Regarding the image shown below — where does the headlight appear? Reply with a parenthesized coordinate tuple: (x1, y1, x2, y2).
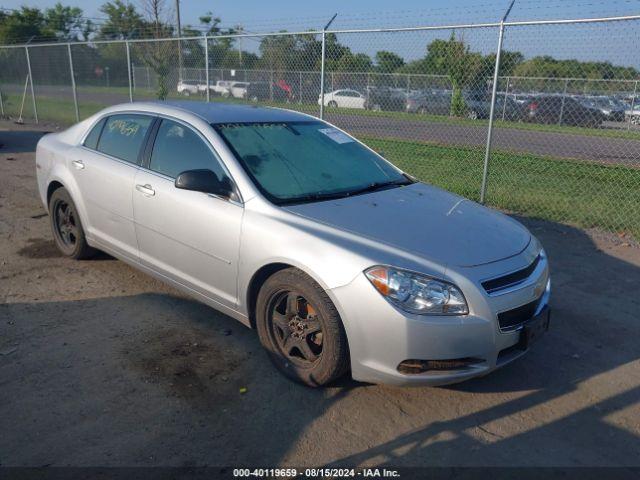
(365, 266, 468, 315)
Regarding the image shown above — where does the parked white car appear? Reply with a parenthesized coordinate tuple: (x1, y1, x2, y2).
(176, 80, 201, 96)
(228, 82, 249, 99)
(625, 107, 640, 125)
(210, 80, 234, 96)
(319, 89, 366, 109)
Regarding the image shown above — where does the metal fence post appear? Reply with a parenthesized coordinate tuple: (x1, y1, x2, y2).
(480, 0, 515, 205)
(558, 78, 569, 125)
(299, 71, 303, 104)
(627, 80, 638, 131)
(125, 41, 133, 102)
(501, 76, 510, 121)
(204, 37, 210, 102)
(270, 70, 274, 101)
(320, 32, 327, 119)
(24, 46, 38, 123)
(319, 14, 337, 120)
(67, 44, 79, 122)
(0, 88, 4, 116)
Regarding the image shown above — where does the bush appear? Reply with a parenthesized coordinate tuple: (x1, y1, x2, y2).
(450, 87, 467, 117)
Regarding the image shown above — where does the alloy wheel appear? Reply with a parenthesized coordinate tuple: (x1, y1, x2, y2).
(268, 290, 323, 367)
(54, 200, 78, 248)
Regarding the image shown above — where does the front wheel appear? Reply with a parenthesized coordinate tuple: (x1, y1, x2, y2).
(255, 268, 350, 387)
(49, 187, 96, 259)
(327, 100, 338, 108)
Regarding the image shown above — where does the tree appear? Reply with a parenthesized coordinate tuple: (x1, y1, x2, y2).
(0, 7, 52, 44)
(375, 51, 404, 73)
(98, 0, 145, 40)
(0, 4, 95, 44)
(259, 32, 298, 71)
(334, 52, 372, 72)
(135, 0, 174, 99)
(423, 33, 486, 116)
(44, 3, 92, 41)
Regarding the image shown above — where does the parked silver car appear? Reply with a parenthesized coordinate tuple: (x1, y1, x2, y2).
(36, 101, 550, 387)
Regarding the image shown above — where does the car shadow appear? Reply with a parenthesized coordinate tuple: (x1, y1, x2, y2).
(0, 129, 49, 154)
(1, 219, 639, 467)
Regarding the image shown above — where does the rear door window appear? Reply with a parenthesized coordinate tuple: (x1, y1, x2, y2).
(97, 114, 153, 164)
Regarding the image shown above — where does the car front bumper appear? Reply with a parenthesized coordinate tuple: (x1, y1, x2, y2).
(328, 254, 550, 386)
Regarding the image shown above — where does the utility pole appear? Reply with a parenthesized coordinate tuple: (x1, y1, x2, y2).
(175, 0, 183, 81)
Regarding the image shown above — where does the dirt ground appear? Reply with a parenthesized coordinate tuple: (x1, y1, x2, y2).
(0, 120, 639, 468)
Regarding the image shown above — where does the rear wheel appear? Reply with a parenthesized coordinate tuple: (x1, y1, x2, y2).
(49, 187, 96, 259)
(255, 268, 349, 387)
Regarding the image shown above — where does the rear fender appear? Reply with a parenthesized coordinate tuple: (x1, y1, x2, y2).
(46, 164, 91, 239)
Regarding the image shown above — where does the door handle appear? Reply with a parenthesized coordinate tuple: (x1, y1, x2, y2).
(135, 184, 155, 196)
(72, 160, 84, 170)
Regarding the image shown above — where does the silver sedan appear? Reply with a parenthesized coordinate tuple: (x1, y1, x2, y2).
(36, 101, 550, 387)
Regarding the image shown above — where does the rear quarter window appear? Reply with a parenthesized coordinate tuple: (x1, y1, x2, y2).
(83, 118, 105, 150)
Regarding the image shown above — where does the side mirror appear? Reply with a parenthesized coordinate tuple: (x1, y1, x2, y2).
(175, 169, 233, 199)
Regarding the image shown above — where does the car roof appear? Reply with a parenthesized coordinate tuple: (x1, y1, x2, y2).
(120, 100, 315, 124)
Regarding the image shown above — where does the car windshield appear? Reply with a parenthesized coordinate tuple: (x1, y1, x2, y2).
(213, 121, 410, 205)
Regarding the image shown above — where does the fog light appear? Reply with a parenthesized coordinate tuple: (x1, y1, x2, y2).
(397, 358, 484, 374)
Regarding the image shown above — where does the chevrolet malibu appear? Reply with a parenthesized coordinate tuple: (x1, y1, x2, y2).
(35, 101, 550, 387)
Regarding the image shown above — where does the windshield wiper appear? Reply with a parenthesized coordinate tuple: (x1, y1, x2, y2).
(283, 178, 413, 205)
(345, 178, 413, 197)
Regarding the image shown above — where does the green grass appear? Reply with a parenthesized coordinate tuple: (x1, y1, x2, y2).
(1, 93, 108, 124)
(360, 135, 640, 239)
(2, 92, 638, 239)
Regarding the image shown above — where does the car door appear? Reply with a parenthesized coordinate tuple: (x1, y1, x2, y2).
(343, 90, 364, 109)
(71, 113, 153, 261)
(132, 117, 243, 308)
(351, 91, 366, 109)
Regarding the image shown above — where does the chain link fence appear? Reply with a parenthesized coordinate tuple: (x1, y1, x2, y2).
(0, 14, 639, 240)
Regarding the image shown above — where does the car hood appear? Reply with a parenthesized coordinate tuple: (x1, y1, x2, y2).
(283, 183, 531, 268)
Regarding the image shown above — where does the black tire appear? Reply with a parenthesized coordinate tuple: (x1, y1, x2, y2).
(328, 100, 338, 108)
(49, 187, 96, 260)
(255, 268, 350, 387)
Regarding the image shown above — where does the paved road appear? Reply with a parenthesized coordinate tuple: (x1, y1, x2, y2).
(325, 112, 640, 165)
(1, 123, 640, 469)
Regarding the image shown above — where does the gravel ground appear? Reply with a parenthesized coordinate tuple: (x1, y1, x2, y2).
(0, 120, 639, 468)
